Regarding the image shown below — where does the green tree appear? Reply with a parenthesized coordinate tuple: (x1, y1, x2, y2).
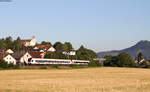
(41, 41, 52, 46)
(45, 52, 68, 59)
(104, 53, 136, 67)
(137, 52, 143, 62)
(5, 36, 13, 49)
(0, 60, 8, 69)
(117, 53, 135, 67)
(104, 55, 113, 66)
(0, 40, 6, 48)
(76, 45, 96, 60)
(53, 42, 64, 51)
(13, 37, 22, 51)
(63, 42, 74, 50)
(88, 60, 101, 67)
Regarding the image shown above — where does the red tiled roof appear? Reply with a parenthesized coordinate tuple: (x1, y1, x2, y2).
(28, 51, 45, 58)
(21, 39, 31, 42)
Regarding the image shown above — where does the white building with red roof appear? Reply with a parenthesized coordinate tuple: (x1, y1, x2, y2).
(34, 45, 56, 52)
(21, 36, 36, 47)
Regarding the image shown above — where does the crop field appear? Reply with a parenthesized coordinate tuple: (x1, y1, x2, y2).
(0, 67, 150, 92)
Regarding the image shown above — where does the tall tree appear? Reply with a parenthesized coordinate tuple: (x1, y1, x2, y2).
(63, 42, 74, 50)
(137, 52, 143, 62)
(13, 37, 22, 51)
(0, 40, 6, 48)
(76, 45, 96, 60)
(53, 42, 64, 51)
(117, 53, 135, 67)
(5, 36, 13, 42)
(5, 36, 13, 49)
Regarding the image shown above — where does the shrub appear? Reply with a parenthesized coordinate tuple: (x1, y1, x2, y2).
(0, 60, 18, 69)
(0, 60, 8, 69)
(52, 65, 59, 68)
(88, 60, 101, 67)
(40, 66, 48, 69)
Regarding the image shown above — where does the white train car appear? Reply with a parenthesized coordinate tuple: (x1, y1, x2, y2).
(29, 58, 90, 65)
(72, 60, 90, 65)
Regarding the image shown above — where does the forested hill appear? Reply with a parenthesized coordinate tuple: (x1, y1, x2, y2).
(97, 40, 150, 59)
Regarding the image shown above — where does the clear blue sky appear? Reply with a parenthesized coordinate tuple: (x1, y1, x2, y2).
(0, 0, 150, 52)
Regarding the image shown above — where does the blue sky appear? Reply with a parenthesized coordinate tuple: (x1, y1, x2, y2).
(0, 0, 150, 52)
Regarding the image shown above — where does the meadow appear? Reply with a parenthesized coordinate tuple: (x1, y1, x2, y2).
(0, 67, 150, 92)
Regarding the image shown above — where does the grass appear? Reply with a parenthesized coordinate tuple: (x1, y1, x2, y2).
(0, 67, 150, 92)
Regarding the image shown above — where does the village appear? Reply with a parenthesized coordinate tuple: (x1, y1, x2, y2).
(0, 36, 149, 68)
(0, 36, 92, 66)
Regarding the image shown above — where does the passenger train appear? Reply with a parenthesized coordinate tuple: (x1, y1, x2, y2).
(29, 58, 90, 65)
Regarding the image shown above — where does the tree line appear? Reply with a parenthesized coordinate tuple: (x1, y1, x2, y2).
(104, 53, 136, 67)
(104, 52, 150, 68)
(0, 36, 22, 51)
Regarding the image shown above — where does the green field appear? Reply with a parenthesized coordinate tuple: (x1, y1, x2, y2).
(0, 67, 150, 92)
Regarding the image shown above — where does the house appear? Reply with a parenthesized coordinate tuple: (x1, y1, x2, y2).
(0, 49, 16, 65)
(21, 36, 36, 47)
(0, 53, 17, 65)
(62, 50, 76, 56)
(135, 59, 147, 65)
(135, 59, 150, 68)
(12, 50, 46, 65)
(3, 54, 17, 65)
(34, 45, 56, 52)
(12, 50, 32, 65)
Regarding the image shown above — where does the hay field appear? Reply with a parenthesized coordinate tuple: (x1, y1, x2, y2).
(0, 67, 150, 92)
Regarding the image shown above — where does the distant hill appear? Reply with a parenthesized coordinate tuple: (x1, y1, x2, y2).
(97, 40, 150, 59)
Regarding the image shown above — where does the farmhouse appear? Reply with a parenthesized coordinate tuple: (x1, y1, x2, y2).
(12, 51, 32, 65)
(3, 54, 17, 65)
(0, 52, 17, 65)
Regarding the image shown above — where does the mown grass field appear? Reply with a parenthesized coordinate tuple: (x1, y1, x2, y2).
(0, 67, 150, 92)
